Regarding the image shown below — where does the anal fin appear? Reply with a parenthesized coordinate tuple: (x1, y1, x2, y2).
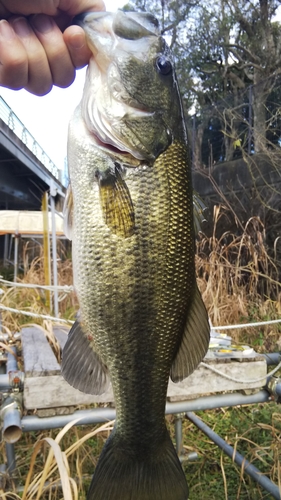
(171, 285, 210, 382)
(61, 320, 109, 395)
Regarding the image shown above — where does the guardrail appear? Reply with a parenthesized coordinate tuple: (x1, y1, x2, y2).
(0, 96, 60, 181)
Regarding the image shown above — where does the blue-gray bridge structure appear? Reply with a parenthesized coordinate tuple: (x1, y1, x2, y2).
(0, 96, 65, 211)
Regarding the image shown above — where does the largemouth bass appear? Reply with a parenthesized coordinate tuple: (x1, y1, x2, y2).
(62, 10, 210, 500)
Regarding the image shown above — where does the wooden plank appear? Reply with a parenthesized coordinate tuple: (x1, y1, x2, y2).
(21, 326, 61, 376)
(24, 375, 114, 410)
(22, 325, 114, 410)
(167, 359, 266, 402)
(53, 326, 68, 349)
(21, 326, 267, 410)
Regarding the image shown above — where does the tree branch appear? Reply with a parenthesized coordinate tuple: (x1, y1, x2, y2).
(227, 43, 262, 65)
(227, 71, 246, 88)
(226, 0, 256, 39)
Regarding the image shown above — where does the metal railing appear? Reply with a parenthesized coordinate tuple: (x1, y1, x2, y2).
(0, 96, 60, 181)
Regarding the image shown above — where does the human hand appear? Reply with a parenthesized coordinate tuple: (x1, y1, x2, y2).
(0, 0, 105, 95)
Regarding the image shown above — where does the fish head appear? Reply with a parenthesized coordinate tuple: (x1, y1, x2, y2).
(74, 10, 186, 162)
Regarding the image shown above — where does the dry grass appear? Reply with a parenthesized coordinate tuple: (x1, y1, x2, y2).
(0, 253, 77, 333)
(0, 420, 113, 500)
(20, 420, 114, 500)
(196, 205, 281, 349)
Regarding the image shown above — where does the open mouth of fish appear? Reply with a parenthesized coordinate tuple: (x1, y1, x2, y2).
(87, 93, 154, 163)
(92, 130, 129, 156)
(75, 11, 157, 164)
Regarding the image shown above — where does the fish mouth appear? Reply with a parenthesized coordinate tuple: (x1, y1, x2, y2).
(83, 84, 153, 163)
(76, 10, 160, 163)
(90, 128, 142, 166)
(81, 58, 155, 163)
(93, 132, 131, 156)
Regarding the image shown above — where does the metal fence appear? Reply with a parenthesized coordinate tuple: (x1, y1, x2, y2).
(0, 96, 60, 181)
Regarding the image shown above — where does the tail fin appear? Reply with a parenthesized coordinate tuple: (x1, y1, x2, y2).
(87, 429, 189, 500)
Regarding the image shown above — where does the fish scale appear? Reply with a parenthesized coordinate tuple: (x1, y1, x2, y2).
(62, 10, 210, 500)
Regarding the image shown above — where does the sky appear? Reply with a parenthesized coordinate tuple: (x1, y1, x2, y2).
(0, 0, 126, 172)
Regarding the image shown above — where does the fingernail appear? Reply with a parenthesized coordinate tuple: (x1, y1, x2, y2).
(0, 20, 16, 40)
(32, 14, 54, 34)
(11, 17, 32, 38)
(69, 32, 85, 50)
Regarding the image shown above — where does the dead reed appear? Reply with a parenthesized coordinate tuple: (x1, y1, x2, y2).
(197, 205, 281, 349)
(0, 252, 77, 333)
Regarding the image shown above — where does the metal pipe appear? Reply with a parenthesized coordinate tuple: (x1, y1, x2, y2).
(1, 346, 23, 443)
(21, 390, 270, 432)
(263, 353, 281, 365)
(275, 384, 281, 397)
(6, 346, 17, 373)
(22, 407, 116, 432)
(166, 390, 270, 414)
(5, 345, 24, 389)
(181, 452, 198, 463)
(0, 464, 7, 490)
(5, 443, 16, 474)
(0, 373, 24, 390)
(175, 415, 183, 456)
(50, 181, 59, 317)
(266, 377, 281, 403)
(8, 234, 13, 261)
(0, 375, 13, 390)
(187, 412, 281, 500)
(13, 233, 19, 283)
(2, 399, 22, 443)
(42, 192, 51, 310)
(3, 233, 8, 268)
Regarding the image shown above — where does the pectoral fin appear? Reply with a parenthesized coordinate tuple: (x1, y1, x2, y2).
(63, 184, 74, 240)
(61, 320, 109, 395)
(171, 285, 210, 382)
(97, 163, 135, 238)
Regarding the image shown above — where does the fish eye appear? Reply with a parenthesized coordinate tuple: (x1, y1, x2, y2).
(155, 56, 172, 75)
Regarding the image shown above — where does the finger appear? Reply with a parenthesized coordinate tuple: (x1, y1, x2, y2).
(0, 0, 105, 18)
(10, 16, 53, 95)
(54, 0, 106, 32)
(30, 14, 75, 89)
(0, 19, 28, 90)
(63, 25, 92, 69)
(0, 0, 60, 17)
(58, 0, 106, 17)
